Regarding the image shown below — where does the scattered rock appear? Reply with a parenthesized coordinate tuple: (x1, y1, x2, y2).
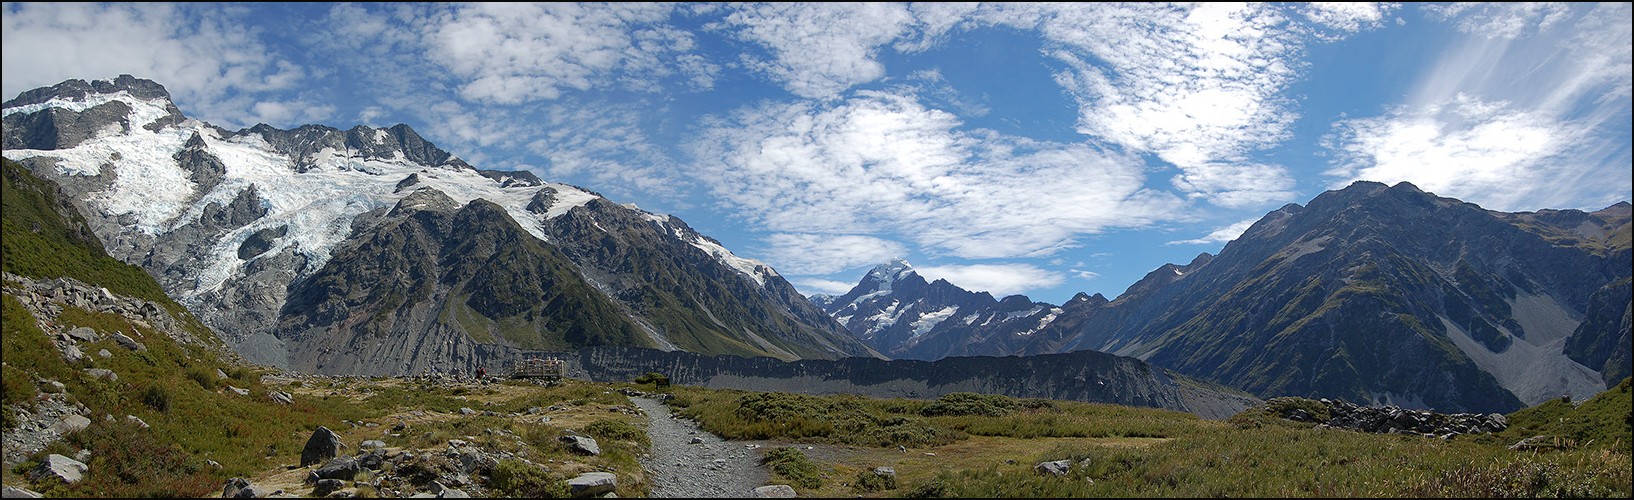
(311, 478, 345, 496)
(360, 439, 386, 450)
(567, 472, 617, 497)
(126, 415, 150, 429)
(1034, 459, 1072, 476)
(28, 454, 88, 484)
(222, 477, 260, 498)
(96, 349, 112, 359)
(217, 368, 231, 380)
(1508, 435, 1568, 451)
(84, 368, 117, 381)
(65, 327, 99, 343)
(689, 436, 704, 444)
(269, 391, 294, 405)
(227, 385, 250, 396)
(313, 456, 361, 481)
(753, 485, 797, 498)
(459, 407, 477, 416)
(302, 426, 344, 467)
(61, 345, 85, 364)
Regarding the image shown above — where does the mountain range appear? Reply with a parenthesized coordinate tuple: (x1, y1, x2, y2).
(1, 75, 879, 376)
(817, 183, 1632, 413)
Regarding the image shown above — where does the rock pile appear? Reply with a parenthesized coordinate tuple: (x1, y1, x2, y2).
(1267, 397, 1508, 438)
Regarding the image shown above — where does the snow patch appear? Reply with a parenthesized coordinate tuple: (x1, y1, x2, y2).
(910, 306, 958, 339)
(1015, 308, 1062, 336)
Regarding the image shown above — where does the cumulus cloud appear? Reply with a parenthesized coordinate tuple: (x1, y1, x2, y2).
(523, 101, 691, 202)
(1421, 2, 1573, 39)
(917, 263, 1065, 297)
(761, 234, 908, 276)
(1168, 218, 1261, 246)
(688, 90, 1183, 273)
(426, 3, 708, 104)
(715, 2, 916, 99)
(1, 3, 304, 128)
(1297, 2, 1400, 35)
(793, 278, 864, 297)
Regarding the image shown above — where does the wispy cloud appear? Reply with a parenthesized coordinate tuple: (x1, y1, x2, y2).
(1168, 218, 1260, 246)
(1004, 3, 1310, 208)
(761, 234, 907, 276)
(1328, 3, 1632, 211)
(688, 89, 1183, 271)
(715, 3, 916, 99)
(1, 2, 305, 129)
(523, 101, 691, 203)
(1296, 2, 1401, 36)
(917, 263, 1065, 298)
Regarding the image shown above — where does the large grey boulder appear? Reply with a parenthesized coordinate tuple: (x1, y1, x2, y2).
(1034, 459, 1072, 476)
(566, 472, 617, 497)
(222, 477, 260, 498)
(50, 414, 92, 434)
(2, 485, 45, 498)
(110, 332, 146, 351)
(28, 454, 88, 484)
(301, 426, 344, 467)
(313, 455, 361, 481)
(561, 435, 601, 456)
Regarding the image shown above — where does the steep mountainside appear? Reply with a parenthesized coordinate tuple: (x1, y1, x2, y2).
(1, 76, 875, 374)
(825, 183, 1632, 413)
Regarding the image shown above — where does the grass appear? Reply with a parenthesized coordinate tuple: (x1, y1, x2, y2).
(662, 383, 1632, 498)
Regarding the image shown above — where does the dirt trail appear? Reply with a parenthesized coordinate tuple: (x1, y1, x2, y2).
(631, 396, 769, 498)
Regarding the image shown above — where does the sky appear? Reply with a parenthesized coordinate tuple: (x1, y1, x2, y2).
(3, 2, 1631, 305)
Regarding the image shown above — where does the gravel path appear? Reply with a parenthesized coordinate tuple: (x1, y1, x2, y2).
(632, 396, 770, 498)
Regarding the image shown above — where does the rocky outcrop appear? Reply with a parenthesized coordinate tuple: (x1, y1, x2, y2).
(1262, 397, 1509, 438)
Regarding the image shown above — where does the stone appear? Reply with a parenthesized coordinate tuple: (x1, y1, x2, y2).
(223, 477, 261, 498)
(752, 485, 797, 498)
(567, 472, 617, 497)
(314, 456, 361, 481)
(872, 466, 896, 478)
(1034, 459, 1072, 476)
(561, 435, 601, 456)
(459, 407, 477, 416)
(312, 478, 345, 496)
(360, 439, 386, 450)
(49, 414, 91, 435)
(302, 426, 344, 467)
(65, 327, 98, 343)
(126, 415, 150, 428)
(2, 486, 44, 498)
(110, 332, 146, 351)
(28, 454, 88, 484)
(217, 368, 231, 380)
(690, 436, 704, 444)
(97, 349, 112, 358)
(270, 391, 294, 405)
(61, 345, 85, 364)
(84, 368, 117, 381)
(228, 385, 251, 396)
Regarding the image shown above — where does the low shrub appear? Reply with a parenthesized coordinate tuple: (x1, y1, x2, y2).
(761, 447, 822, 489)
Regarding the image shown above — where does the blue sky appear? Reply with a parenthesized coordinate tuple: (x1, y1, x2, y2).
(4, 2, 1631, 304)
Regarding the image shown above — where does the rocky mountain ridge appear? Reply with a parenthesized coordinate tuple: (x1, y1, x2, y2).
(1, 75, 877, 374)
(825, 183, 1632, 413)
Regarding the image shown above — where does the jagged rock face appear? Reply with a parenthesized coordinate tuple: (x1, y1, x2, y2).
(277, 189, 649, 375)
(822, 182, 1631, 413)
(819, 259, 1062, 360)
(538, 198, 878, 361)
(3, 75, 872, 374)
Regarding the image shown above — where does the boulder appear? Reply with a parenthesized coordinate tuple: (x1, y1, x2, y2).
(28, 454, 88, 484)
(222, 477, 260, 498)
(269, 391, 294, 405)
(65, 327, 98, 343)
(110, 332, 146, 351)
(301, 426, 344, 467)
(84, 368, 117, 381)
(566, 472, 617, 497)
(561, 435, 601, 456)
(1, 486, 44, 498)
(753, 485, 797, 498)
(1034, 459, 1072, 476)
(314, 455, 361, 481)
(311, 478, 345, 496)
(49, 414, 91, 434)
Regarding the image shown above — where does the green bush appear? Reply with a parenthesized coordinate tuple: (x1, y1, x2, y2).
(140, 382, 173, 413)
(854, 468, 898, 492)
(490, 459, 561, 497)
(920, 392, 1034, 417)
(761, 447, 822, 489)
(584, 418, 649, 447)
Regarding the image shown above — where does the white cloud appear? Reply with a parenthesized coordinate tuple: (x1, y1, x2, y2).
(1017, 3, 1305, 207)
(1, 3, 304, 128)
(716, 3, 916, 98)
(688, 90, 1183, 272)
(759, 234, 907, 276)
(426, 3, 706, 104)
(1298, 3, 1400, 34)
(1421, 2, 1573, 39)
(1168, 218, 1260, 246)
(917, 263, 1064, 297)
(793, 278, 863, 297)
(1321, 94, 1614, 211)
(523, 101, 690, 202)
